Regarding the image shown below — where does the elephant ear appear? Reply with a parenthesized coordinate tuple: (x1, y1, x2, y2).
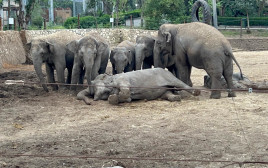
(26, 42, 32, 51)
(46, 41, 55, 54)
(164, 32, 171, 43)
(66, 40, 79, 54)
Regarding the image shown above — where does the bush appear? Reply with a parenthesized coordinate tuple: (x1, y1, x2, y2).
(218, 17, 268, 27)
(122, 9, 141, 20)
(64, 14, 110, 29)
(64, 17, 78, 29)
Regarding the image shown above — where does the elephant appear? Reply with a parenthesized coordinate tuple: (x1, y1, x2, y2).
(204, 73, 251, 89)
(28, 38, 74, 92)
(67, 34, 110, 90)
(135, 35, 156, 70)
(154, 22, 243, 99)
(110, 40, 135, 74)
(76, 68, 200, 105)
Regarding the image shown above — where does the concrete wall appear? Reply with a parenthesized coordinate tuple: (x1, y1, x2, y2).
(25, 28, 157, 47)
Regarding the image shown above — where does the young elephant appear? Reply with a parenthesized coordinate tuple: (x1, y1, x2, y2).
(77, 68, 200, 105)
(204, 73, 251, 89)
(28, 38, 73, 92)
(135, 35, 156, 70)
(67, 34, 110, 90)
(110, 40, 135, 74)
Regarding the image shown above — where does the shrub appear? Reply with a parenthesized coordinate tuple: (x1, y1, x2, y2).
(218, 17, 268, 27)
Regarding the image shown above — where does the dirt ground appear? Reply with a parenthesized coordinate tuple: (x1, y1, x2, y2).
(0, 51, 268, 168)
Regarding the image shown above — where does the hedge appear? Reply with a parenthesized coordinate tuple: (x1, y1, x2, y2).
(218, 17, 268, 27)
(64, 15, 111, 29)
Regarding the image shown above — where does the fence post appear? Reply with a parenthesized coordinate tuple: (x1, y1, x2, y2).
(0, 16, 2, 31)
(130, 15, 132, 28)
(240, 18, 243, 38)
(77, 14, 80, 29)
(44, 18, 46, 30)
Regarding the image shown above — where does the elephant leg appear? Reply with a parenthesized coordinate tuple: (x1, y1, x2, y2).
(161, 91, 181, 102)
(71, 59, 83, 90)
(66, 67, 72, 84)
(223, 61, 236, 97)
(142, 61, 152, 69)
(77, 88, 92, 105)
(175, 63, 192, 87)
(79, 68, 85, 84)
(45, 63, 58, 91)
(55, 65, 66, 90)
(99, 49, 109, 74)
(92, 54, 101, 81)
(108, 94, 119, 105)
(208, 72, 223, 99)
(117, 80, 131, 103)
(112, 64, 116, 75)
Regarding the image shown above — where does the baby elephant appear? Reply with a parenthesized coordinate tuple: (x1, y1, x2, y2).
(110, 40, 136, 74)
(77, 68, 200, 105)
(204, 72, 251, 89)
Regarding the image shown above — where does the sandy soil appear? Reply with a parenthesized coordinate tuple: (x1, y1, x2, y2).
(0, 51, 268, 168)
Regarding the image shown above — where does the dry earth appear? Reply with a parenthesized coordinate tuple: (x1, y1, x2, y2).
(0, 51, 268, 168)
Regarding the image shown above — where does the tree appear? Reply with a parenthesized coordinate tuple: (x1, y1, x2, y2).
(232, 0, 257, 33)
(144, 0, 185, 29)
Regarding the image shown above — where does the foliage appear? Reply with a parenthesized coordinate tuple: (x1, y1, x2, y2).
(54, 0, 73, 9)
(31, 1, 44, 28)
(218, 17, 268, 26)
(121, 9, 141, 19)
(64, 14, 111, 29)
(231, 0, 257, 16)
(143, 0, 186, 29)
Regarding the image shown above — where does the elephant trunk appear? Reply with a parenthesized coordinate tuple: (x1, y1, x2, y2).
(135, 46, 144, 70)
(153, 45, 165, 68)
(116, 63, 125, 74)
(33, 57, 49, 92)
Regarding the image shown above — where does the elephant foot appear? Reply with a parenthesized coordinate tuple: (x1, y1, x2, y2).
(168, 95, 181, 102)
(193, 89, 201, 96)
(210, 91, 221, 99)
(42, 84, 49, 92)
(228, 91, 236, 97)
(52, 85, 58, 91)
(108, 94, 119, 105)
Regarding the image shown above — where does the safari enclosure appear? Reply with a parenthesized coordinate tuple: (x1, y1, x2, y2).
(0, 28, 268, 168)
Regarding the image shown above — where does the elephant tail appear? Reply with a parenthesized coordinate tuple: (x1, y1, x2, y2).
(225, 49, 244, 80)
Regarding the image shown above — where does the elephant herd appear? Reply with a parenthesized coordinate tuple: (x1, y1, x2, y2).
(28, 22, 243, 104)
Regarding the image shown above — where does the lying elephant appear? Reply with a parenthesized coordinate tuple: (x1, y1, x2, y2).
(204, 73, 251, 89)
(77, 68, 200, 105)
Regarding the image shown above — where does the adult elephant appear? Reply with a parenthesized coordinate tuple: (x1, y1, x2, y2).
(67, 34, 110, 90)
(135, 35, 155, 70)
(28, 38, 74, 92)
(154, 22, 243, 99)
(110, 40, 135, 74)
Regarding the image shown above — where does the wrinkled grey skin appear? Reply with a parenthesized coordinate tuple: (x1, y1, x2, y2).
(67, 35, 110, 90)
(154, 22, 243, 99)
(135, 35, 155, 70)
(110, 40, 135, 74)
(77, 68, 200, 105)
(28, 39, 73, 92)
(204, 73, 251, 89)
